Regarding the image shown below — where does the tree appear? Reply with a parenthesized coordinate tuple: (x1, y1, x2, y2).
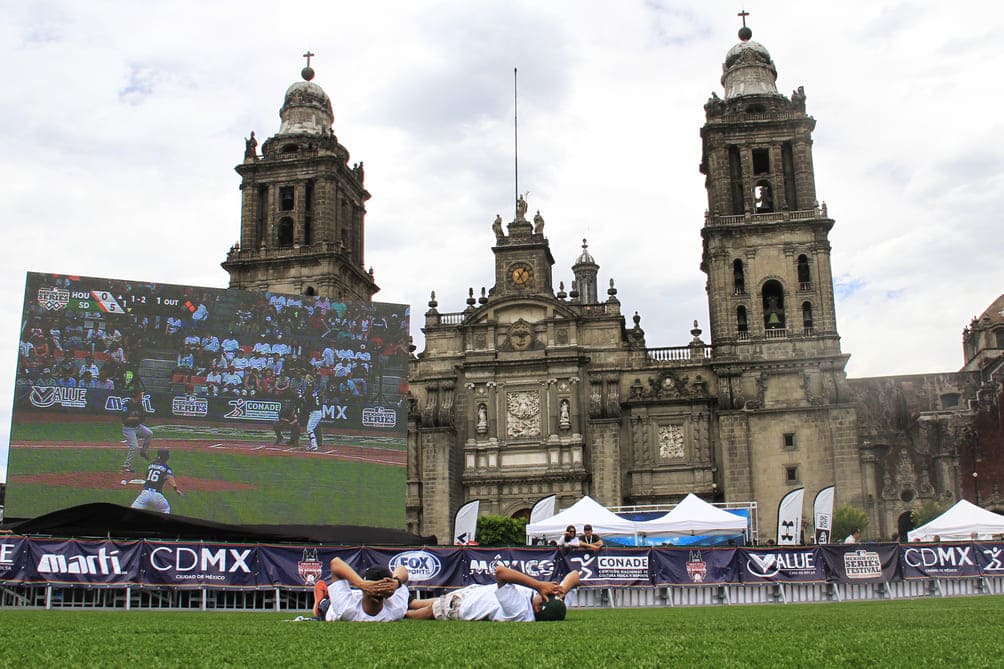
(476, 515, 527, 546)
(832, 505, 869, 543)
(911, 499, 952, 528)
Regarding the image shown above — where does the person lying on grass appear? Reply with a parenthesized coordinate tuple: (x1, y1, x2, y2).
(406, 566, 580, 622)
(312, 558, 410, 622)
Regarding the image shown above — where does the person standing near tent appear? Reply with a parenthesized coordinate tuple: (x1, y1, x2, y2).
(843, 528, 861, 544)
(579, 524, 604, 552)
(557, 525, 580, 551)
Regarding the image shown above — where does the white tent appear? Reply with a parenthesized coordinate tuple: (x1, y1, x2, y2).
(634, 493, 748, 537)
(524, 496, 638, 542)
(907, 499, 1004, 542)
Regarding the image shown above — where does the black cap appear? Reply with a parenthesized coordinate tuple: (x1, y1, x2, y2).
(363, 565, 392, 580)
(535, 597, 567, 621)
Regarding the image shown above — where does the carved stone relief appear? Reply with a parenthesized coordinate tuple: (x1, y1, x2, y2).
(659, 425, 685, 460)
(506, 390, 541, 438)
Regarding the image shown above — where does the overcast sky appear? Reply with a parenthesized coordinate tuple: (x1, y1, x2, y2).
(2, 1, 1002, 481)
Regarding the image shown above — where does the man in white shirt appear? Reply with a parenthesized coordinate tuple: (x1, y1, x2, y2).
(406, 566, 580, 622)
(844, 528, 861, 544)
(311, 558, 410, 622)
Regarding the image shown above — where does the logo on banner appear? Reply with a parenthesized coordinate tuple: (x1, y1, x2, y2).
(983, 546, 1004, 572)
(904, 546, 974, 571)
(779, 520, 797, 543)
(37, 547, 123, 575)
(596, 555, 649, 580)
(224, 399, 282, 422)
(105, 394, 155, 413)
(37, 286, 70, 311)
(362, 406, 397, 428)
(746, 551, 817, 578)
(172, 395, 209, 417)
(149, 546, 252, 582)
(298, 549, 323, 585)
(322, 404, 349, 421)
(29, 386, 88, 409)
(389, 551, 442, 582)
(0, 543, 16, 574)
(843, 549, 882, 579)
(469, 554, 555, 579)
(686, 550, 708, 583)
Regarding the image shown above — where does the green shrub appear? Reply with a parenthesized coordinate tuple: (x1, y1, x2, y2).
(832, 505, 869, 542)
(911, 499, 952, 528)
(476, 514, 527, 546)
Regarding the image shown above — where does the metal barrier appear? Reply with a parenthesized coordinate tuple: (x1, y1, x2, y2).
(2, 577, 1000, 612)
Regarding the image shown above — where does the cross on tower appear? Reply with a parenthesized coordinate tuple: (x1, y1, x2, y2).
(738, 9, 750, 27)
(303, 51, 315, 68)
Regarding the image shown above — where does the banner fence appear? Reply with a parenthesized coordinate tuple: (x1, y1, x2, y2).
(4, 537, 1004, 590)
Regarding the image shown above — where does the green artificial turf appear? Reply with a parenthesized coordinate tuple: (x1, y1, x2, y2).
(0, 597, 1001, 668)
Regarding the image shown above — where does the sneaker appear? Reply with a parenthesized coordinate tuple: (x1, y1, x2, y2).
(307, 445, 318, 451)
(120, 466, 135, 473)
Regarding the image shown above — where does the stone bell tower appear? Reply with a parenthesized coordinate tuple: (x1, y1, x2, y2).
(222, 54, 378, 301)
(699, 18, 863, 538)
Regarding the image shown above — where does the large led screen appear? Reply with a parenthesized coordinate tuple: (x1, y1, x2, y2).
(8, 272, 409, 527)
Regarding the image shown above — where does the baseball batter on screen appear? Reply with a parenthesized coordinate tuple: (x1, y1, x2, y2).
(131, 448, 183, 514)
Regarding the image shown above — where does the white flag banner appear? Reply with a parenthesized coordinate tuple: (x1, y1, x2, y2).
(776, 488, 804, 545)
(813, 486, 835, 545)
(453, 500, 480, 545)
(528, 494, 557, 525)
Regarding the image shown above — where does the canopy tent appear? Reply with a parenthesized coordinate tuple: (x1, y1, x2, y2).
(907, 499, 1004, 542)
(634, 493, 748, 537)
(524, 496, 638, 542)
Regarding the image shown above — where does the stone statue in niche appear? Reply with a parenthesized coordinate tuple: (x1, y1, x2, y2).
(533, 210, 545, 234)
(558, 398, 571, 430)
(475, 403, 488, 435)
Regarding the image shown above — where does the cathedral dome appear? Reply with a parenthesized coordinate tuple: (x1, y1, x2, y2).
(724, 40, 772, 69)
(720, 28, 779, 100)
(574, 239, 596, 267)
(277, 73, 334, 136)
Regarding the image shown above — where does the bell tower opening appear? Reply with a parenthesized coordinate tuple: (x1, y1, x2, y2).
(277, 217, 294, 247)
(762, 280, 785, 331)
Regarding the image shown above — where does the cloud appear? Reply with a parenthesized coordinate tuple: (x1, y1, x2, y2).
(1, 0, 1002, 466)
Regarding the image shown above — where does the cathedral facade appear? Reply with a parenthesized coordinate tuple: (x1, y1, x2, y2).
(224, 33, 1003, 544)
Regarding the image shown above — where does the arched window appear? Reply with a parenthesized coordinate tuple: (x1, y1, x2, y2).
(733, 259, 745, 295)
(802, 301, 813, 333)
(277, 217, 294, 247)
(797, 254, 811, 289)
(754, 180, 774, 213)
(737, 305, 749, 339)
(762, 280, 786, 331)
